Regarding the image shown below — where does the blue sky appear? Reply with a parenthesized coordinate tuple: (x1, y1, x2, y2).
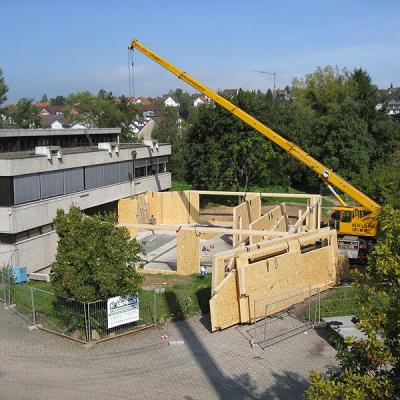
(1, 0, 399, 103)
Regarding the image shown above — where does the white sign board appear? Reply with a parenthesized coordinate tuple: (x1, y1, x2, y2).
(107, 295, 139, 329)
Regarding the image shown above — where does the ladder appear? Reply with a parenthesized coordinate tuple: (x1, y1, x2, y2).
(137, 194, 150, 224)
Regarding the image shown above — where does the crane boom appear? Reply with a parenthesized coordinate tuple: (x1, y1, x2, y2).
(128, 39, 381, 214)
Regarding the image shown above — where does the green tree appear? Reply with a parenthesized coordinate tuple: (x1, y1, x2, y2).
(152, 106, 187, 181)
(292, 66, 352, 116)
(8, 98, 41, 128)
(306, 206, 400, 399)
(40, 94, 49, 103)
(186, 90, 281, 191)
(50, 206, 144, 302)
(360, 153, 400, 207)
(50, 95, 66, 106)
(0, 67, 8, 106)
(64, 91, 139, 142)
(349, 68, 378, 127)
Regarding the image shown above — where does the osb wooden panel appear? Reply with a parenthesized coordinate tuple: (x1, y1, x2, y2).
(241, 244, 336, 323)
(210, 230, 338, 330)
(249, 205, 286, 244)
(118, 197, 138, 237)
(176, 229, 200, 276)
(145, 191, 199, 225)
(209, 271, 240, 331)
(211, 255, 226, 295)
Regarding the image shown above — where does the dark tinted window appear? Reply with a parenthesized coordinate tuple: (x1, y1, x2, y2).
(0, 176, 14, 206)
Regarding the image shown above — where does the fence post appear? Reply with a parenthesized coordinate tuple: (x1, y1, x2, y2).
(318, 288, 321, 324)
(153, 290, 157, 327)
(8, 269, 11, 306)
(1, 269, 6, 305)
(308, 286, 311, 325)
(87, 302, 91, 342)
(83, 302, 89, 343)
(30, 287, 37, 325)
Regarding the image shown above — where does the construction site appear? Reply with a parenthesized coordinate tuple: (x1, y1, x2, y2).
(118, 189, 347, 332)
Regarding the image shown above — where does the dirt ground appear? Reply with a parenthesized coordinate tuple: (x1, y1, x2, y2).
(142, 273, 192, 287)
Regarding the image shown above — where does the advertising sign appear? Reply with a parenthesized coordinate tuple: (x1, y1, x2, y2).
(107, 295, 139, 329)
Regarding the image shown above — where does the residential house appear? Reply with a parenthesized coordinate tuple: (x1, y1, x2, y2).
(387, 99, 400, 115)
(163, 96, 180, 107)
(192, 94, 211, 107)
(137, 104, 165, 118)
(221, 89, 239, 98)
(35, 103, 66, 128)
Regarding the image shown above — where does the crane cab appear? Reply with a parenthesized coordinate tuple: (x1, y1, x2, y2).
(330, 206, 378, 237)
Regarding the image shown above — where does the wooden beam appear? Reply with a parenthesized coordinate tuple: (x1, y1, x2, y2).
(119, 223, 290, 237)
(191, 190, 320, 199)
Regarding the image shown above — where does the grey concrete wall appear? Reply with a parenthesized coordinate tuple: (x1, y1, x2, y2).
(0, 173, 171, 233)
(0, 144, 171, 176)
(0, 231, 57, 274)
(0, 173, 172, 273)
(0, 128, 120, 138)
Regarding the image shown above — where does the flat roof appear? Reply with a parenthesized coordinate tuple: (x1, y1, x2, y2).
(0, 143, 170, 160)
(0, 128, 121, 138)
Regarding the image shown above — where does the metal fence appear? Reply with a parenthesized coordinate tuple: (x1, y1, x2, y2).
(0, 267, 13, 305)
(247, 284, 370, 349)
(248, 285, 318, 349)
(1, 269, 157, 343)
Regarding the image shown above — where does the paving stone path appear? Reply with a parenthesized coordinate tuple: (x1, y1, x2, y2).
(0, 306, 336, 400)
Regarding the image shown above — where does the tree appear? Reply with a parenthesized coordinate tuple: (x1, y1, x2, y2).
(152, 106, 187, 181)
(360, 152, 400, 207)
(50, 206, 144, 302)
(8, 98, 41, 128)
(306, 206, 400, 399)
(40, 94, 49, 103)
(64, 91, 139, 142)
(0, 68, 8, 106)
(291, 66, 351, 116)
(186, 90, 282, 191)
(50, 95, 66, 106)
(349, 68, 378, 127)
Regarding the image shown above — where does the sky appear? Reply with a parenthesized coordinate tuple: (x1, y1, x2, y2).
(1, 0, 399, 103)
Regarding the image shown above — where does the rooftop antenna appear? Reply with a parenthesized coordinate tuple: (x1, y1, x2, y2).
(254, 70, 277, 90)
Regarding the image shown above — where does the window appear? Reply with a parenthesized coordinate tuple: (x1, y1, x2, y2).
(40, 171, 64, 199)
(119, 161, 133, 182)
(85, 165, 104, 189)
(104, 163, 119, 186)
(135, 166, 147, 178)
(0, 233, 16, 244)
(341, 211, 352, 223)
(0, 176, 14, 206)
(65, 168, 84, 194)
(14, 174, 40, 204)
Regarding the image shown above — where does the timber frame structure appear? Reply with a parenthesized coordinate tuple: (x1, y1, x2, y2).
(118, 190, 343, 331)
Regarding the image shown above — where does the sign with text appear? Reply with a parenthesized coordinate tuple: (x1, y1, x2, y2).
(107, 295, 139, 329)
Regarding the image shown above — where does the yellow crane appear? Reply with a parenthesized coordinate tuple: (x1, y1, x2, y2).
(128, 39, 380, 256)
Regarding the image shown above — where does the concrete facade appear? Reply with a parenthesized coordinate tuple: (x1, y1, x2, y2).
(0, 128, 171, 274)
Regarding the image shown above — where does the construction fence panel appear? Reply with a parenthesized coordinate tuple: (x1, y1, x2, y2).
(248, 285, 318, 349)
(87, 290, 156, 342)
(32, 287, 89, 342)
(316, 285, 359, 322)
(0, 268, 11, 304)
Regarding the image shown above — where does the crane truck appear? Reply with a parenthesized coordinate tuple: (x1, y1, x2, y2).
(128, 39, 381, 263)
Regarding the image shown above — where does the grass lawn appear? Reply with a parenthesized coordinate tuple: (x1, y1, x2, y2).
(153, 274, 212, 320)
(301, 285, 385, 322)
(171, 180, 192, 191)
(10, 273, 212, 327)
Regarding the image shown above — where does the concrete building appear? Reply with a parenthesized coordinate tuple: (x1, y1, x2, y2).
(0, 128, 171, 276)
